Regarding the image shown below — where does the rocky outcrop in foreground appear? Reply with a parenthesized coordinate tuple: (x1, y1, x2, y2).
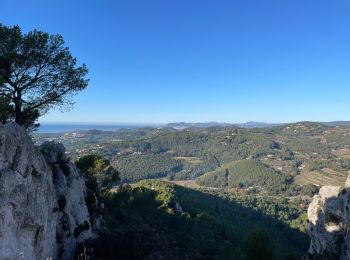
(304, 176, 350, 259)
(0, 123, 92, 259)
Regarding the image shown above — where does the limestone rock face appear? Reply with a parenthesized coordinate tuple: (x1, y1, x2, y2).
(0, 123, 92, 260)
(304, 177, 350, 259)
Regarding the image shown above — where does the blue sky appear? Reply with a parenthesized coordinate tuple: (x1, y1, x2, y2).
(1, 0, 350, 123)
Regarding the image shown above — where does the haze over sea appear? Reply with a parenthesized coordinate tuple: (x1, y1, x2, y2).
(38, 123, 160, 133)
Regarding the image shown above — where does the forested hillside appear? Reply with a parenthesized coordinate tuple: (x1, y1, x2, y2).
(87, 179, 309, 259)
(35, 122, 350, 189)
(196, 159, 289, 194)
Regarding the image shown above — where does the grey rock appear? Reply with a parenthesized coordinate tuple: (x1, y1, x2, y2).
(304, 175, 350, 259)
(0, 123, 92, 260)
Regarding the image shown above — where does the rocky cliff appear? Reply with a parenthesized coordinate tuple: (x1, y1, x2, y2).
(0, 123, 92, 260)
(304, 176, 350, 259)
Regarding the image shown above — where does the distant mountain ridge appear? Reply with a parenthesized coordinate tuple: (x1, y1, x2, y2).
(166, 121, 281, 129)
(167, 121, 350, 130)
(235, 121, 282, 128)
(165, 122, 232, 129)
(320, 121, 350, 127)
(39, 121, 350, 133)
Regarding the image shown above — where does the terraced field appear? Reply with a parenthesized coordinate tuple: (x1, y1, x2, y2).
(295, 168, 348, 186)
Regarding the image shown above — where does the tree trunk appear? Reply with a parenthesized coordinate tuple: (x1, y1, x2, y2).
(14, 91, 22, 126)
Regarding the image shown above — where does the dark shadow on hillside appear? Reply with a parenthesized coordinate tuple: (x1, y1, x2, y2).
(173, 184, 310, 259)
(88, 181, 310, 260)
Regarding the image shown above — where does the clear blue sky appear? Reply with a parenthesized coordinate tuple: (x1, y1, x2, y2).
(1, 0, 350, 123)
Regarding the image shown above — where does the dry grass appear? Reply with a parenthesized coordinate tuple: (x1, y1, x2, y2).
(171, 180, 202, 189)
(332, 148, 350, 159)
(174, 156, 203, 165)
(274, 135, 289, 143)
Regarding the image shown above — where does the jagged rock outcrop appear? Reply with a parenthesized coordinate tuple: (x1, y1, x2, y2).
(0, 123, 92, 260)
(304, 176, 350, 259)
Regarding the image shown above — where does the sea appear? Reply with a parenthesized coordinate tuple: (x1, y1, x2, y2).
(38, 124, 161, 133)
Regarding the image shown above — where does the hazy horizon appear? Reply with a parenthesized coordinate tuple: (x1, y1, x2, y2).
(38, 119, 350, 125)
(36, 120, 350, 134)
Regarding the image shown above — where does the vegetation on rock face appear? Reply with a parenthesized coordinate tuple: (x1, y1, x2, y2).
(75, 154, 119, 214)
(76, 154, 120, 188)
(0, 24, 88, 129)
